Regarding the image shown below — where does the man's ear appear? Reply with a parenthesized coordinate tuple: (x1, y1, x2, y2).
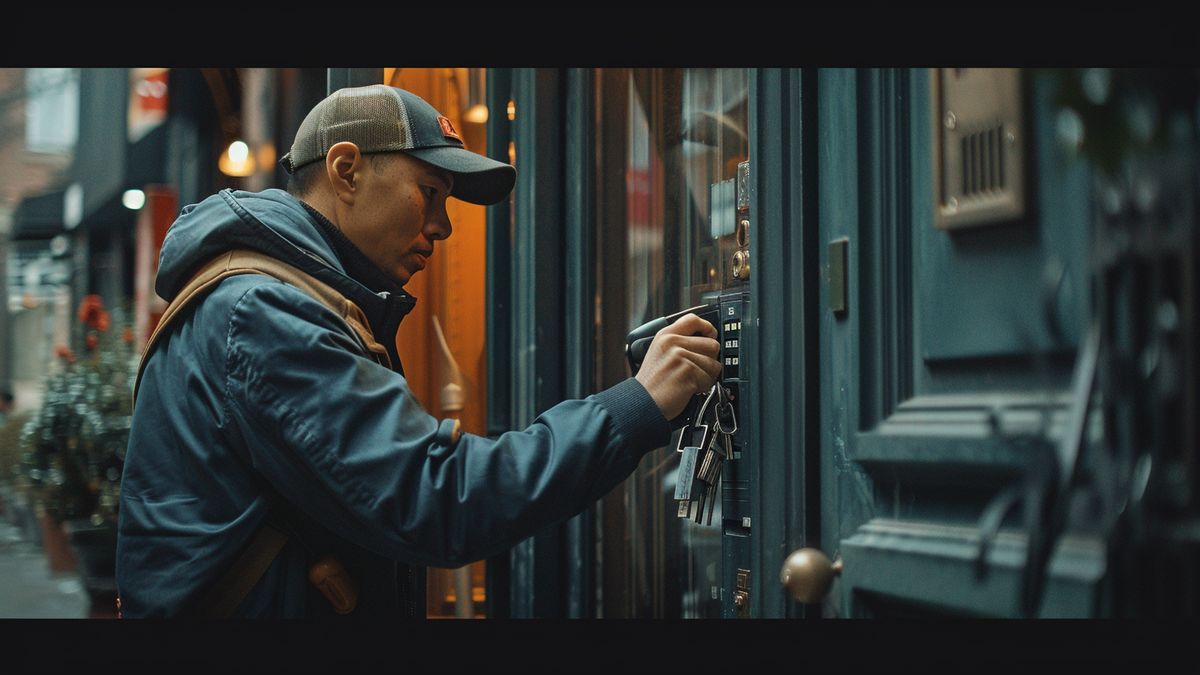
(326, 142, 363, 205)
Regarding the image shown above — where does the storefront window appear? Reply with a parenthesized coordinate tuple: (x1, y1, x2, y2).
(593, 68, 749, 617)
(24, 68, 79, 155)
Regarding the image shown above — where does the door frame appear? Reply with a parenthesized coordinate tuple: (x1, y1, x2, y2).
(746, 68, 822, 619)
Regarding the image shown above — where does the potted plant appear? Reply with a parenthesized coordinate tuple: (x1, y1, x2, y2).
(19, 295, 135, 615)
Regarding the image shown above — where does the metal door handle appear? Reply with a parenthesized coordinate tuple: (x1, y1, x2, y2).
(781, 548, 843, 603)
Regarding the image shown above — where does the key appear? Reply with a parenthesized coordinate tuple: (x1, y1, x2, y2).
(692, 404, 725, 525)
(704, 474, 720, 525)
(673, 383, 725, 523)
(708, 426, 738, 525)
(700, 434, 726, 526)
(696, 385, 738, 525)
(690, 433, 712, 522)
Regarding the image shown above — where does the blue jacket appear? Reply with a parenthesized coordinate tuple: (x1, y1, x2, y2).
(116, 188, 671, 617)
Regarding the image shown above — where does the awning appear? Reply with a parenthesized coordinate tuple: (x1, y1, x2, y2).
(9, 188, 66, 241)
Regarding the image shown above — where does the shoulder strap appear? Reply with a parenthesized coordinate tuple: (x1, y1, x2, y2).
(135, 248, 391, 400)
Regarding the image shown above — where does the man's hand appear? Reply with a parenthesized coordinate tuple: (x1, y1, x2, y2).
(634, 313, 722, 421)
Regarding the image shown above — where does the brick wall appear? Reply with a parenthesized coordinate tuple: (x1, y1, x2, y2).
(0, 69, 73, 213)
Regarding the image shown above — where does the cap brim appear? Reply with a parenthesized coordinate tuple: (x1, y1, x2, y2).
(404, 146, 516, 206)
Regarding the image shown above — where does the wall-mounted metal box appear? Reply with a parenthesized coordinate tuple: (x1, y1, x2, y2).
(932, 68, 1027, 230)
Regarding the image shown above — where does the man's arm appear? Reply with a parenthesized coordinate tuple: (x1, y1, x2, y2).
(224, 280, 715, 568)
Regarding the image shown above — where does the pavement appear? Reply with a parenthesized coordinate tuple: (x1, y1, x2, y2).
(0, 510, 89, 619)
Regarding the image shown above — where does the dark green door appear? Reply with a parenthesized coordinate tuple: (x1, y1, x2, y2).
(811, 68, 1104, 618)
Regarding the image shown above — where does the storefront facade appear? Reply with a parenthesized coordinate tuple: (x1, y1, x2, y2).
(42, 66, 1176, 620)
(435, 67, 1194, 619)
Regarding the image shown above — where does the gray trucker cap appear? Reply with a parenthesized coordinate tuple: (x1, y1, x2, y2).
(280, 85, 516, 206)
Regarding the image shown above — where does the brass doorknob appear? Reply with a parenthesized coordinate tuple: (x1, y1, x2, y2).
(780, 548, 843, 603)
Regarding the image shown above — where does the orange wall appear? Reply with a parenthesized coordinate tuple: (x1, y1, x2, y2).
(384, 68, 489, 439)
(385, 68, 492, 618)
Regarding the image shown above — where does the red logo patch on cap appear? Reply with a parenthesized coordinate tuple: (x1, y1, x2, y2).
(437, 116, 462, 142)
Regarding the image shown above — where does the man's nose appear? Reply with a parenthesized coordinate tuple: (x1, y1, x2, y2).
(427, 209, 453, 241)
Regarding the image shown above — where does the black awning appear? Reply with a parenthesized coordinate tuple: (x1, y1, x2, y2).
(9, 188, 66, 241)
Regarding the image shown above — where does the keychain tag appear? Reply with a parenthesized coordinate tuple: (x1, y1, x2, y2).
(675, 446, 701, 501)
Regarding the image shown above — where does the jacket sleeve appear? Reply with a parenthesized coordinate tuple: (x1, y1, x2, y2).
(223, 279, 671, 568)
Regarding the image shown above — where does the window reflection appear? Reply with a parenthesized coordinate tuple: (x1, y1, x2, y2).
(595, 68, 748, 618)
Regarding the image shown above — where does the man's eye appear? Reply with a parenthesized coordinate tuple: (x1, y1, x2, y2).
(422, 186, 437, 201)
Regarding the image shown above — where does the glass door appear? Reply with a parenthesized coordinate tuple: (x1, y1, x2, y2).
(592, 68, 749, 617)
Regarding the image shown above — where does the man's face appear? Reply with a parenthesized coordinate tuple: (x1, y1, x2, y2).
(341, 151, 454, 286)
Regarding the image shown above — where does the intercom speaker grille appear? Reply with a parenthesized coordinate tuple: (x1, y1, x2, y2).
(961, 125, 1007, 197)
(933, 68, 1027, 230)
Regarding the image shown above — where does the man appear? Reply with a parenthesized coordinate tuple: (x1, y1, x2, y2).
(116, 85, 720, 617)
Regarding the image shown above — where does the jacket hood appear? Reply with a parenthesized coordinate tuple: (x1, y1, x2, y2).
(156, 188, 351, 302)
(155, 189, 416, 374)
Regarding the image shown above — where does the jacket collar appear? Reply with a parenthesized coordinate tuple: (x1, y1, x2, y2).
(218, 190, 416, 370)
(299, 201, 404, 300)
(297, 201, 416, 369)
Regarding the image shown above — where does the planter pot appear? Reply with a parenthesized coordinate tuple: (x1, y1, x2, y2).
(64, 519, 118, 618)
(36, 506, 77, 573)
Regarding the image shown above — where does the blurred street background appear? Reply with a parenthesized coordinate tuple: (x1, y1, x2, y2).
(0, 506, 87, 618)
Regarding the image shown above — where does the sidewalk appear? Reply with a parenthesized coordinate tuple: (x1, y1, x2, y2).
(0, 517, 89, 618)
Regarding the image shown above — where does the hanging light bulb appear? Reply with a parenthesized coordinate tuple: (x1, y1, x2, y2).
(464, 68, 488, 124)
(219, 139, 256, 177)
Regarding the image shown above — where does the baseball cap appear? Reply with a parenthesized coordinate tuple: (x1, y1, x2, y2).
(280, 85, 516, 206)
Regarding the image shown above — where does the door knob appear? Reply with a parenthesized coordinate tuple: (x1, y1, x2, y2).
(781, 548, 843, 603)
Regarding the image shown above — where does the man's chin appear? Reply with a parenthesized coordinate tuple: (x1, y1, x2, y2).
(393, 267, 415, 287)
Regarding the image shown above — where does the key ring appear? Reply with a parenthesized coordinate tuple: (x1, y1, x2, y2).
(713, 385, 738, 436)
(695, 382, 720, 424)
(677, 383, 721, 453)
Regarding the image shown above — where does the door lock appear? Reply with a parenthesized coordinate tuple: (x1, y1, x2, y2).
(731, 161, 751, 284)
(734, 568, 751, 618)
(731, 249, 750, 281)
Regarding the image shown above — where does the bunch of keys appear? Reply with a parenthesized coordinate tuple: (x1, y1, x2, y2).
(675, 381, 738, 525)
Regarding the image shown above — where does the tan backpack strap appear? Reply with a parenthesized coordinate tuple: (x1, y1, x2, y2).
(135, 249, 391, 400)
(220, 249, 391, 367)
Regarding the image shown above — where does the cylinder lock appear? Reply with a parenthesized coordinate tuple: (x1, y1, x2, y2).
(732, 249, 750, 281)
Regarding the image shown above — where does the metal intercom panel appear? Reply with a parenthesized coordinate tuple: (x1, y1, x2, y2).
(932, 68, 1027, 230)
(717, 161, 753, 617)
